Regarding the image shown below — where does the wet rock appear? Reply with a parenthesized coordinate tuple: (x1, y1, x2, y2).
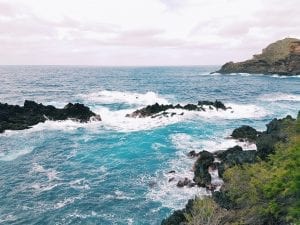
(187, 150, 199, 158)
(216, 146, 257, 165)
(231, 125, 259, 141)
(0, 100, 100, 133)
(176, 178, 192, 187)
(126, 100, 228, 118)
(167, 170, 176, 174)
(168, 177, 175, 182)
(256, 115, 295, 159)
(193, 151, 214, 187)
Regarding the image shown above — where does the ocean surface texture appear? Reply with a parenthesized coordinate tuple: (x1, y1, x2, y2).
(0, 66, 300, 225)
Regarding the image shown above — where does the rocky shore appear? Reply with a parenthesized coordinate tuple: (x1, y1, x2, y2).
(217, 38, 300, 75)
(162, 112, 299, 225)
(0, 100, 101, 133)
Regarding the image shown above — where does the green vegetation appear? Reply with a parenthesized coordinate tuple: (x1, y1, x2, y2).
(184, 198, 227, 225)
(182, 113, 300, 225)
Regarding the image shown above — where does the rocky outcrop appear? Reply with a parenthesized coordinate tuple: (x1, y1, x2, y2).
(193, 151, 215, 187)
(126, 100, 227, 118)
(231, 125, 260, 141)
(217, 38, 300, 75)
(193, 146, 257, 189)
(0, 100, 101, 133)
(232, 115, 296, 160)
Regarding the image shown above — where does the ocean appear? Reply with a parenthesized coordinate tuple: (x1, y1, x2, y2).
(0, 65, 299, 225)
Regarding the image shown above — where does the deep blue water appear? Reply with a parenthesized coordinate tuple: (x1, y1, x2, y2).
(0, 66, 299, 225)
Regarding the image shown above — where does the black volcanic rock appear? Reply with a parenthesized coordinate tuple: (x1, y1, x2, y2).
(217, 38, 300, 75)
(126, 100, 227, 118)
(193, 151, 215, 187)
(231, 125, 260, 141)
(0, 100, 101, 133)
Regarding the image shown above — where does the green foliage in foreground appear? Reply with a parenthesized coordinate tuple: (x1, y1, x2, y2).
(184, 114, 300, 225)
(223, 116, 300, 225)
(184, 198, 227, 225)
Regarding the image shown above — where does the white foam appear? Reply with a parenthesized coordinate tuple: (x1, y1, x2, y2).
(147, 134, 211, 209)
(0, 147, 33, 161)
(79, 90, 170, 105)
(93, 107, 185, 132)
(31, 163, 60, 181)
(271, 74, 300, 78)
(201, 138, 257, 152)
(54, 196, 82, 209)
(31, 183, 60, 192)
(191, 103, 268, 119)
(69, 178, 90, 190)
(259, 93, 300, 102)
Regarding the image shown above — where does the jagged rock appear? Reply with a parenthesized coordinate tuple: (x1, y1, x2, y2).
(215, 146, 257, 177)
(217, 38, 300, 75)
(193, 151, 215, 187)
(198, 100, 227, 110)
(168, 177, 175, 182)
(231, 125, 260, 141)
(0, 100, 101, 133)
(187, 150, 199, 158)
(126, 100, 227, 118)
(256, 115, 295, 159)
(177, 178, 192, 187)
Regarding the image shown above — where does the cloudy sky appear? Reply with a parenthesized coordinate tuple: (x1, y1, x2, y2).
(0, 0, 299, 65)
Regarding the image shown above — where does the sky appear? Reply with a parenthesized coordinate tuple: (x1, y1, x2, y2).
(0, 0, 299, 66)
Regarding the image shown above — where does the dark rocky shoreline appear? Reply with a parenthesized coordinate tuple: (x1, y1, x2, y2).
(162, 113, 298, 225)
(0, 100, 101, 133)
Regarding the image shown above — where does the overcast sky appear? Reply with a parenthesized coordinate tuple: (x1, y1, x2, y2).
(0, 0, 299, 65)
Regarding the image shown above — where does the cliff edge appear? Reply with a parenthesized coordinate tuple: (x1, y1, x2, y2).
(217, 37, 300, 75)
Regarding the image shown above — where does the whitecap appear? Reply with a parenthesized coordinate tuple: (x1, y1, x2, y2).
(54, 197, 77, 209)
(69, 178, 90, 190)
(259, 93, 300, 102)
(79, 90, 170, 106)
(201, 138, 257, 152)
(0, 147, 33, 161)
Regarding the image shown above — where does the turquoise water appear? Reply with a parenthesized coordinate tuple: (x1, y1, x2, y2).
(0, 66, 300, 225)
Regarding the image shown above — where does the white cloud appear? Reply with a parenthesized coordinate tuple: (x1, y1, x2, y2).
(0, 0, 299, 65)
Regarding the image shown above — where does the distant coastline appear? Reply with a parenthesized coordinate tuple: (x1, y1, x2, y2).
(217, 38, 300, 75)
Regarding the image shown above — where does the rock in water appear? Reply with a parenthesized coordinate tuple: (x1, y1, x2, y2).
(126, 100, 227, 118)
(0, 100, 101, 133)
(217, 38, 300, 75)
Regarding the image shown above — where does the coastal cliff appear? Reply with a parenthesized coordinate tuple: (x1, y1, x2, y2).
(217, 38, 300, 75)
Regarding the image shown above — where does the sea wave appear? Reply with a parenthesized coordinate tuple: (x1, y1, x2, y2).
(79, 90, 170, 106)
(271, 74, 300, 78)
(259, 93, 300, 102)
(0, 147, 33, 161)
